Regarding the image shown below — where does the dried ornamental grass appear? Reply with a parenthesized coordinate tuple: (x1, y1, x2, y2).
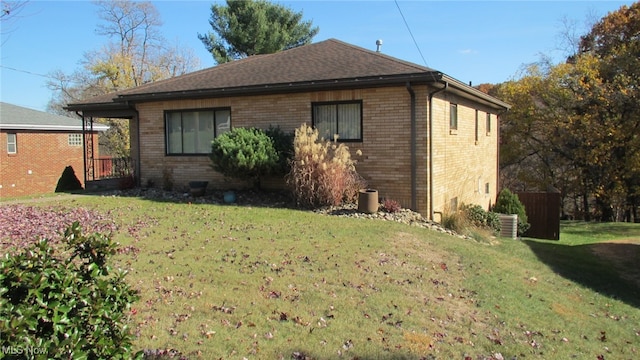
(287, 124, 365, 208)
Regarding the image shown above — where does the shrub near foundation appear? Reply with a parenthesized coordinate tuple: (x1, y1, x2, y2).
(286, 124, 365, 208)
(210, 127, 279, 189)
(0, 222, 140, 359)
(493, 188, 530, 236)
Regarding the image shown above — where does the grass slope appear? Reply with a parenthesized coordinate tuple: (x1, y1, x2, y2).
(3, 196, 639, 359)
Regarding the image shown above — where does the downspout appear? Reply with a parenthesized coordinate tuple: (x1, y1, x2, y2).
(76, 112, 88, 186)
(406, 82, 417, 210)
(427, 81, 448, 221)
(495, 109, 508, 204)
(133, 107, 141, 187)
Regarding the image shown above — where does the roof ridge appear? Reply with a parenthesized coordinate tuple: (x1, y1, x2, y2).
(323, 38, 432, 72)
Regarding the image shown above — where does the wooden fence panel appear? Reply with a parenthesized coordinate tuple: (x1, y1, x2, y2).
(517, 192, 561, 240)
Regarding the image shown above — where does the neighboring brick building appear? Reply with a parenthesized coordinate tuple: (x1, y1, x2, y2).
(0, 102, 108, 198)
(66, 39, 510, 219)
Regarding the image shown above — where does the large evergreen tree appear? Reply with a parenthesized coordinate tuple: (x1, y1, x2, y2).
(198, 0, 319, 64)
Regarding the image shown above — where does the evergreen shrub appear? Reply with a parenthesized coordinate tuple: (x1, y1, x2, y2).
(55, 166, 83, 192)
(210, 127, 279, 189)
(0, 222, 140, 359)
(493, 188, 531, 236)
(462, 203, 501, 234)
(264, 125, 294, 175)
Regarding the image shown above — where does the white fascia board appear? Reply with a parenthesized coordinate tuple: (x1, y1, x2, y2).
(0, 124, 110, 131)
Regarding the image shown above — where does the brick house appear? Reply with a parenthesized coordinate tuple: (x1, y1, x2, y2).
(66, 39, 510, 220)
(0, 102, 108, 198)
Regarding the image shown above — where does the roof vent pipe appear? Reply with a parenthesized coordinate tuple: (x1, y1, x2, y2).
(376, 39, 383, 52)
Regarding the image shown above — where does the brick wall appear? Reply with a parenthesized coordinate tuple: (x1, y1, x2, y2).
(0, 131, 98, 198)
(133, 84, 497, 217)
(430, 92, 499, 218)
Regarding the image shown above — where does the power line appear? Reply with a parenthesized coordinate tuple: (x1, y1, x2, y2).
(0, 65, 54, 79)
(394, 0, 428, 67)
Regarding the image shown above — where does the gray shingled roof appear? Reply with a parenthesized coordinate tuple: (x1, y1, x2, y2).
(67, 38, 509, 110)
(0, 102, 109, 131)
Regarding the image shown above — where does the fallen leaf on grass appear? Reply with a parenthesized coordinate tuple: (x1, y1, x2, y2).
(292, 351, 312, 360)
(0, 205, 118, 254)
(212, 304, 236, 314)
(294, 316, 310, 326)
(342, 339, 353, 350)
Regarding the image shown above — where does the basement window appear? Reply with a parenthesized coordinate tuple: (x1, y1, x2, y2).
(450, 197, 458, 212)
(312, 101, 362, 142)
(7, 133, 16, 154)
(165, 108, 231, 155)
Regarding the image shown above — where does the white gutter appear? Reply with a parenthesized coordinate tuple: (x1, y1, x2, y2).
(0, 124, 109, 131)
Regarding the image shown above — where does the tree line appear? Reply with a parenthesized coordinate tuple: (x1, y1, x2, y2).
(486, 2, 640, 222)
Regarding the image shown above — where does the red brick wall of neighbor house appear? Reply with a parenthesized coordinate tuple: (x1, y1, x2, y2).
(133, 85, 497, 216)
(0, 131, 98, 198)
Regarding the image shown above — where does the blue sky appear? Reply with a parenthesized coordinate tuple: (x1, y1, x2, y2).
(0, 0, 632, 111)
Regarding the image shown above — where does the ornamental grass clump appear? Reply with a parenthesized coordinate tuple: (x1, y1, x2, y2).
(286, 124, 365, 208)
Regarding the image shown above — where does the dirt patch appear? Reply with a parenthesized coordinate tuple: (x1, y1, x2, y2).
(589, 239, 640, 288)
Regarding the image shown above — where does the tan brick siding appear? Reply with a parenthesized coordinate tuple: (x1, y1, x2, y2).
(0, 131, 98, 198)
(133, 85, 497, 218)
(430, 93, 498, 218)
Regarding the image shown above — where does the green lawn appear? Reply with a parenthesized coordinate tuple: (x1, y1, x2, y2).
(3, 195, 639, 359)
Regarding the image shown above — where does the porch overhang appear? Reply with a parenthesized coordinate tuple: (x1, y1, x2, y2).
(65, 102, 137, 119)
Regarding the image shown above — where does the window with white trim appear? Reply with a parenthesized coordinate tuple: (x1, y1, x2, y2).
(7, 133, 16, 154)
(165, 108, 231, 155)
(312, 101, 362, 142)
(68, 133, 82, 146)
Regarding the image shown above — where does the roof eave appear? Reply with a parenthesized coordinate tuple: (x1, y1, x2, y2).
(112, 72, 445, 103)
(440, 74, 511, 111)
(0, 124, 109, 132)
(63, 71, 511, 113)
(64, 101, 137, 118)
